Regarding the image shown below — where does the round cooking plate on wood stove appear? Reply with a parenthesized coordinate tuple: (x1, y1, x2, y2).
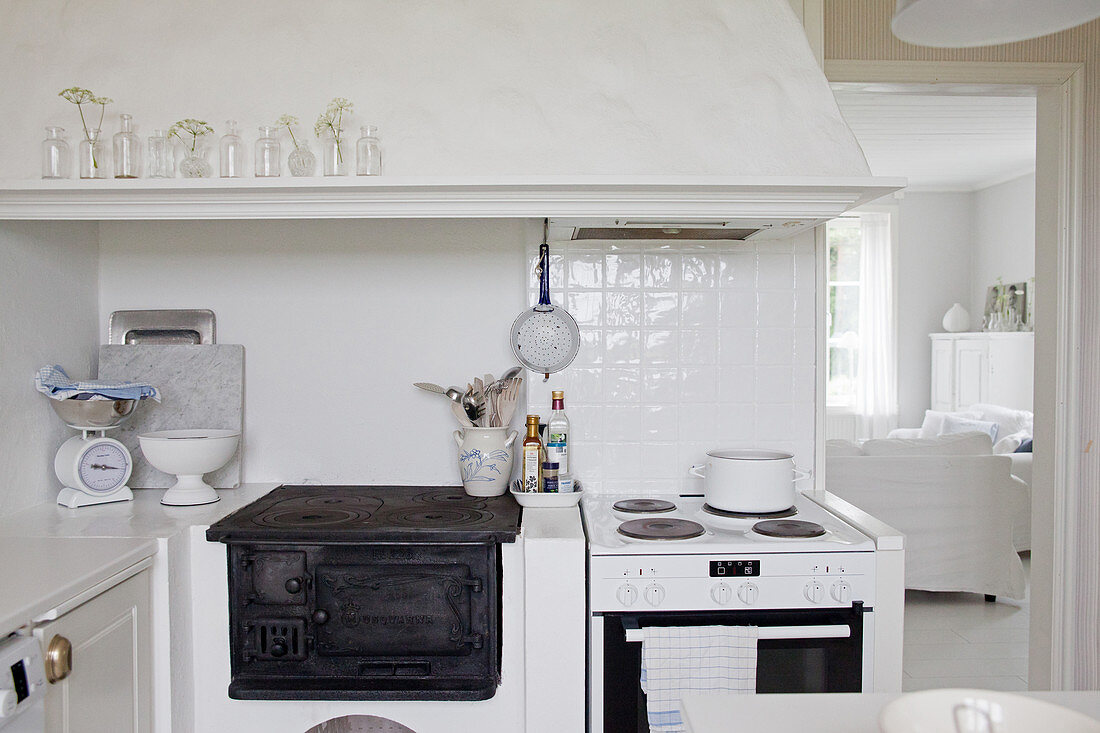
(254, 508, 367, 527)
(618, 517, 706, 541)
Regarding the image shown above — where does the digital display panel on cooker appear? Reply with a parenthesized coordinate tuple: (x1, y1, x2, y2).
(709, 560, 760, 577)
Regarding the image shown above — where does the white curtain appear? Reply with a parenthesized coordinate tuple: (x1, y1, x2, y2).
(856, 212, 898, 439)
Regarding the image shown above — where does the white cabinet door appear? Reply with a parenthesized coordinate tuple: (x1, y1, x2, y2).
(954, 339, 989, 410)
(988, 334, 1035, 411)
(35, 568, 152, 733)
(930, 339, 955, 411)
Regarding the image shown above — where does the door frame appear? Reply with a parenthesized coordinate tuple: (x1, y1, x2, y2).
(824, 59, 1085, 690)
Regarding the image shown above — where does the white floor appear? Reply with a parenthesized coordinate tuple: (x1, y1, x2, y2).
(902, 554, 1030, 692)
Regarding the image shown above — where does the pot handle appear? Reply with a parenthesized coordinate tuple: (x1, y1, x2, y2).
(689, 465, 706, 479)
(793, 467, 812, 481)
(504, 429, 519, 448)
(452, 429, 464, 447)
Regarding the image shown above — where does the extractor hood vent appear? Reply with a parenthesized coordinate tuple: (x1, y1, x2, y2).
(550, 216, 820, 242)
(572, 226, 760, 241)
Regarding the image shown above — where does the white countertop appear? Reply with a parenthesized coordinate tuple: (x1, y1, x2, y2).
(0, 535, 157, 634)
(680, 691, 1100, 732)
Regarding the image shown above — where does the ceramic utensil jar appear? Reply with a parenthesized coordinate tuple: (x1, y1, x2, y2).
(453, 426, 518, 497)
(689, 449, 811, 513)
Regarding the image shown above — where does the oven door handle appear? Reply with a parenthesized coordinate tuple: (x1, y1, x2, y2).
(622, 624, 851, 643)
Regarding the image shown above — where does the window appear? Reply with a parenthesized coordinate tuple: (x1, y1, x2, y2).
(826, 217, 862, 408)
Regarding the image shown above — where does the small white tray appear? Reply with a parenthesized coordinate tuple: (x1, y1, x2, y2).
(509, 480, 582, 508)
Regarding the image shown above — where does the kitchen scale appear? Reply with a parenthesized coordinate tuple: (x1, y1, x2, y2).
(48, 398, 139, 508)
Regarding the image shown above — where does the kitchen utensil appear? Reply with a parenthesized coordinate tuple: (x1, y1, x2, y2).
(49, 397, 137, 429)
(138, 428, 240, 506)
(689, 449, 811, 514)
(880, 689, 1100, 733)
(509, 479, 583, 507)
(462, 384, 485, 424)
(497, 378, 521, 427)
(414, 382, 467, 404)
(510, 220, 580, 381)
(454, 426, 518, 497)
(108, 309, 216, 345)
(451, 400, 474, 428)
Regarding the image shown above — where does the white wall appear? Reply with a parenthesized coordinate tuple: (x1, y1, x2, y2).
(0, 223, 99, 515)
(0, 0, 867, 179)
(894, 192, 972, 428)
(970, 173, 1036, 322)
(98, 219, 526, 486)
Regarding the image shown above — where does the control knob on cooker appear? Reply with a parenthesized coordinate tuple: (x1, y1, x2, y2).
(270, 641, 288, 658)
(616, 584, 639, 607)
(0, 690, 16, 718)
(710, 583, 733, 605)
(643, 584, 666, 607)
(831, 581, 852, 603)
(312, 609, 329, 625)
(803, 581, 825, 604)
(285, 577, 302, 594)
(737, 582, 759, 606)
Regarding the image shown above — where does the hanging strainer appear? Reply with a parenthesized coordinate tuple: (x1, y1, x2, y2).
(510, 222, 580, 380)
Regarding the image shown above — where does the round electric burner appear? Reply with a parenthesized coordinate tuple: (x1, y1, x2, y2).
(254, 508, 366, 527)
(617, 518, 706, 541)
(752, 519, 826, 538)
(376, 507, 493, 528)
(702, 504, 797, 519)
(613, 499, 676, 514)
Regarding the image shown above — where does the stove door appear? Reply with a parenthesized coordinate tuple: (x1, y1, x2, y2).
(314, 564, 483, 656)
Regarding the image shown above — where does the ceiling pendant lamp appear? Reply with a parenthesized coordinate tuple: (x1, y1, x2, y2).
(891, 0, 1100, 47)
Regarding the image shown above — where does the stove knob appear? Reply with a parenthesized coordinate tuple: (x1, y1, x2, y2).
(710, 583, 733, 605)
(0, 689, 16, 717)
(644, 584, 666, 607)
(831, 581, 852, 603)
(285, 578, 302, 594)
(616, 583, 639, 607)
(804, 581, 824, 604)
(270, 641, 288, 658)
(312, 609, 329, 625)
(737, 582, 759, 606)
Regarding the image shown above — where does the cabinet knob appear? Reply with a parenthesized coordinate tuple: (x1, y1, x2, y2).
(46, 635, 73, 684)
(284, 578, 302, 594)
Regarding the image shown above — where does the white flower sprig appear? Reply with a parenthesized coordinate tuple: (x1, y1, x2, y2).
(276, 114, 305, 151)
(314, 97, 354, 162)
(59, 87, 112, 167)
(168, 119, 214, 153)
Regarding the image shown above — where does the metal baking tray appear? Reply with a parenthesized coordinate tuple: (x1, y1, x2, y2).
(108, 309, 217, 345)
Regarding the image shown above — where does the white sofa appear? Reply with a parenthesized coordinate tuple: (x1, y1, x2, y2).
(825, 431, 1028, 600)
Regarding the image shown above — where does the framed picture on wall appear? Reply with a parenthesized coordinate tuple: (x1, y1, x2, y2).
(983, 281, 1028, 330)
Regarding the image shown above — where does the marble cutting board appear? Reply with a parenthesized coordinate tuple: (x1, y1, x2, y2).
(98, 344, 244, 489)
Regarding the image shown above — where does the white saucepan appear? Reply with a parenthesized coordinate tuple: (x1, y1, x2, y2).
(689, 449, 811, 513)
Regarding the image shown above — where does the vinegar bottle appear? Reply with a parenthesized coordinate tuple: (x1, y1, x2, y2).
(546, 390, 570, 474)
(522, 415, 545, 493)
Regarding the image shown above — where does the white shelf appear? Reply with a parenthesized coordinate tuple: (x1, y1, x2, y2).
(0, 175, 904, 221)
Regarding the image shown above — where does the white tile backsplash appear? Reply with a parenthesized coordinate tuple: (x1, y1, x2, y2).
(531, 238, 816, 494)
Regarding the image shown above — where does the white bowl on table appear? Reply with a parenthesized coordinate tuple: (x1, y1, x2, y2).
(138, 429, 240, 506)
(880, 689, 1100, 733)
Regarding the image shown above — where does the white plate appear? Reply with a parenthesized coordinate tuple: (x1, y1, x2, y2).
(880, 689, 1100, 733)
(509, 484, 582, 508)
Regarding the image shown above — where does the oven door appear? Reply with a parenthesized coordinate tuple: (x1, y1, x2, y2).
(593, 604, 866, 733)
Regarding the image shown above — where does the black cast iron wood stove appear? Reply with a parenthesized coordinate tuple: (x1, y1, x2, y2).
(206, 485, 522, 701)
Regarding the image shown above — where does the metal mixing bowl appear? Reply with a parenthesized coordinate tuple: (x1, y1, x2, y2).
(49, 398, 138, 429)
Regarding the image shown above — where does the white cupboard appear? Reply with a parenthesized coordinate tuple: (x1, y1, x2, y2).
(929, 332, 1034, 412)
(33, 564, 153, 733)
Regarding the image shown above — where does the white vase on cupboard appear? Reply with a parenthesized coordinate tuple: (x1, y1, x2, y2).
(941, 302, 969, 332)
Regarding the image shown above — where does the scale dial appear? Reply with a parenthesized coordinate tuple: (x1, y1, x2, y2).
(55, 435, 133, 495)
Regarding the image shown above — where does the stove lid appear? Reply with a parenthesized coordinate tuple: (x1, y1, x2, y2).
(206, 485, 522, 544)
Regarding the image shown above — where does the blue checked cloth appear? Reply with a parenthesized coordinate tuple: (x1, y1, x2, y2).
(35, 364, 161, 402)
(640, 625, 758, 732)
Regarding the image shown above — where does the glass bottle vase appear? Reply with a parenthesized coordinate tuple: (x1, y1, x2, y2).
(254, 126, 280, 177)
(322, 135, 347, 176)
(180, 141, 213, 178)
(288, 144, 315, 176)
(113, 113, 141, 178)
(147, 129, 173, 178)
(79, 129, 107, 179)
(42, 126, 70, 179)
(220, 120, 244, 178)
(355, 125, 382, 176)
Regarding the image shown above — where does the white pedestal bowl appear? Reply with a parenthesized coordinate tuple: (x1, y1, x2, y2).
(138, 429, 240, 506)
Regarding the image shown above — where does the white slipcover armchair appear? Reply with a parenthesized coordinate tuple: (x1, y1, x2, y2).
(825, 432, 1027, 600)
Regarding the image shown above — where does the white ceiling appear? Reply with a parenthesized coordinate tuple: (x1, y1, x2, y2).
(832, 91, 1037, 192)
